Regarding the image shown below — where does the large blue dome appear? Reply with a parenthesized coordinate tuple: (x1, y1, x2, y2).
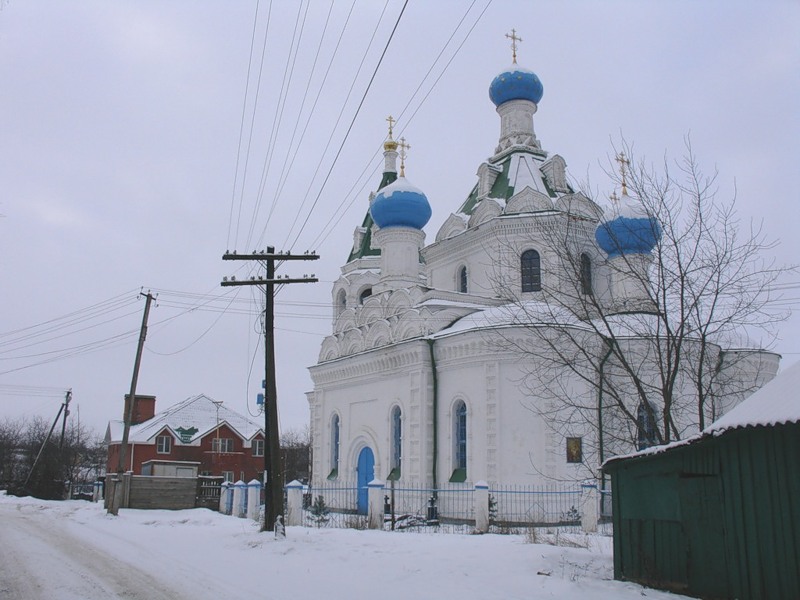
(489, 66, 544, 107)
(370, 178, 432, 230)
(595, 194, 661, 258)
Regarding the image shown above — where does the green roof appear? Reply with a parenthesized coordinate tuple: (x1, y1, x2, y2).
(347, 171, 397, 262)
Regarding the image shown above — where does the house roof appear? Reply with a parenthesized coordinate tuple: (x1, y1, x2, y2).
(107, 394, 263, 444)
(604, 359, 799, 467)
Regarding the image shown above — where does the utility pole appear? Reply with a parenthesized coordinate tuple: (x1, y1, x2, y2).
(109, 291, 155, 515)
(59, 389, 72, 449)
(24, 389, 72, 491)
(222, 248, 318, 533)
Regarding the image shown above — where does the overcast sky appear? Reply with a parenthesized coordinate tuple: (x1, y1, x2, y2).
(1, 0, 798, 438)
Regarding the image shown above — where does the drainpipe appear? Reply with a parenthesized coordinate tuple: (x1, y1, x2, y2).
(598, 341, 613, 512)
(426, 339, 439, 490)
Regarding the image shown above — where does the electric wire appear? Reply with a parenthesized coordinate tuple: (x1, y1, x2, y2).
(273, 0, 396, 250)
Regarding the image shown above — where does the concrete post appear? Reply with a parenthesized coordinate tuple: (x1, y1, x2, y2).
(367, 479, 385, 530)
(285, 480, 304, 527)
(93, 480, 102, 503)
(474, 481, 490, 534)
(220, 482, 232, 514)
(581, 482, 598, 533)
(246, 480, 262, 521)
(232, 480, 246, 518)
(121, 472, 132, 509)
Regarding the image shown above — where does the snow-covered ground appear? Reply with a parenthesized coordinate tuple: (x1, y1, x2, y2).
(0, 492, 689, 600)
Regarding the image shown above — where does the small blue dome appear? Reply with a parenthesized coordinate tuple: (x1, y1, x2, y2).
(370, 178, 432, 230)
(489, 66, 544, 107)
(596, 191, 661, 257)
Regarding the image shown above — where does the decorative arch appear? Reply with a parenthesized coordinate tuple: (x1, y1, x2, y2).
(335, 289, 347, 317)
(435, 213, 468, 242)
(319, 336, 340, 361)
(450, 398, 468, 482)
(505, 187, 553, 214)
(364, 320, 392, 349)
(555, 192, 603, 220)
(358, 286, 373, 304)
(468, 198, 503, 228)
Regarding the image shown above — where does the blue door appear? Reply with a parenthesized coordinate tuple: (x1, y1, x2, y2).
(356, 447, 375, 515)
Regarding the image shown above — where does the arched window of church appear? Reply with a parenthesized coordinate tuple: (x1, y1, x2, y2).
(329, 414, 340, 479)
(359, 287, 372, 304)
(389, 406, 402, 480)
(637, 402, 658, 450)
(580, 253, 593, 296)
(458, 266, 468, 293)
(336, 289, 347, 316)
(450, 400, 468, 482)
(521, 249, 541, 292)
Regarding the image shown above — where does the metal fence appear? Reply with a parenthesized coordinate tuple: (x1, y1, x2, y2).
(299, 480, 601, 535)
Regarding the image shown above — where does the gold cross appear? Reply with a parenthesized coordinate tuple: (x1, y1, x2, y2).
(610, 191, 619, 206)
(386, 115, 395, 140)
(505, 29, 522, 64)
(398, 137, 410, 177)
(616, 152, 631, 195)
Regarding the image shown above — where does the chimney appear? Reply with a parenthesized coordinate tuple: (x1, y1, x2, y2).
(123, 394, 156, 425)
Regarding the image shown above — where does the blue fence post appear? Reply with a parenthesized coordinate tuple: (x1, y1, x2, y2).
(221, 481, 233, 515)
(246, 479, 262, 521)
(285, 480, 304, 526)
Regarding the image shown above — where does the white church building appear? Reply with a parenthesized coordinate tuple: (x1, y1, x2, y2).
(306, 49, 779, 500)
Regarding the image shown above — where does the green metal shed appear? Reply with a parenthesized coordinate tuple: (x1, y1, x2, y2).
(603, 362, 800, 600)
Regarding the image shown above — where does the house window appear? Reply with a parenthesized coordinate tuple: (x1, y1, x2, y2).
(458, 266, 468, 293)
(212, 438, 234, 453)
(252, 439, 264, 457)
(222, 471, 234, 483)
(450, 401, 467, 482)
(156, 435, 171, 454)
(359, 287, 372, 304)
(389, 406, 402, 480)
(566, 437, 583, 463)
(329, 414, 340, 479)
(637, 402, 658, 450)
(521, 249, 541, 292)
(580, 253, 593, 295)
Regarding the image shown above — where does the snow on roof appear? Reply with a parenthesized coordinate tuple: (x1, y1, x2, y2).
(430, 300, 585, 338)
(604, 360, 800, 467)
(706, 359, 800, 432)
(107, 394, 263, 444)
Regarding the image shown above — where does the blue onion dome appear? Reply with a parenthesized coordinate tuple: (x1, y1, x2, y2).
(370, 177, 432, 230)
(489, 66, 544, 107)
(595, 192, 662, 258)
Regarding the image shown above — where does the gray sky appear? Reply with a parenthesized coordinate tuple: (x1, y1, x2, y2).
(1, 0, 798, 437)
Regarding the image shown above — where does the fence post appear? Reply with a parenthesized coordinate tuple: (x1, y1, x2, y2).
(285, 480, 304, 526)
(474, 481, 490, 533)
(581, 482, 598, 533)
(246, 479, 262, 521)
(121, 472, 132, 509)
(232, 480, 246, 518)
(93, 480, 102, 503)
(367, 479, 385, 530)
(220, 481, 232, 514)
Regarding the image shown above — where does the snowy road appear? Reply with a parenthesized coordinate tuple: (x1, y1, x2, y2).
(0, 502, 195, 600)
(0, 493, 691, 600)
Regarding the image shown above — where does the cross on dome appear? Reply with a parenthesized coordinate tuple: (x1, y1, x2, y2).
(505, 28, 523, 64)
(616, 151, 631, 195)
(384, 115, 398, 152)
(398, 137, 410, 177)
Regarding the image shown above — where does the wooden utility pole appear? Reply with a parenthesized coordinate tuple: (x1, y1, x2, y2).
(222, 248, 318, 533)
(58, 389, 72, 449)
(24, 389, 71, 490)
(109, 291, 155, 515)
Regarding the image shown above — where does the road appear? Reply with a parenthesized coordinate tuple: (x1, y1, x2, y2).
(0, 501, 193, 600)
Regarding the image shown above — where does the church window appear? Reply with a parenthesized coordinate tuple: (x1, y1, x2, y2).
(580, 253, 593, 295)
(329, 414, 340, 479)
(458, 266, 468, 293)
(450, 401, 467, 482)
(521, 250, 541, 292)
(566, 437, 583, 463)
(389, 406, 402, 480)
(637, 402, 658, 450)
(336, 289, 347, 315)
(359, 287, 372, 304)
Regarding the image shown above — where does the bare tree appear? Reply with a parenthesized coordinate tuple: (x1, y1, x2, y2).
(488, 140, 793, 473)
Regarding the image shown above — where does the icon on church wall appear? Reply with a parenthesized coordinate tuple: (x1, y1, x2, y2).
(566, 437, 583, 463)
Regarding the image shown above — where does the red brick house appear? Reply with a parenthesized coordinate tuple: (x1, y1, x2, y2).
(105, 394, 265, 482)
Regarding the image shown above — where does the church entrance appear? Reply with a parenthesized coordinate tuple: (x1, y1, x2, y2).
(356, 447, 375, 515)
